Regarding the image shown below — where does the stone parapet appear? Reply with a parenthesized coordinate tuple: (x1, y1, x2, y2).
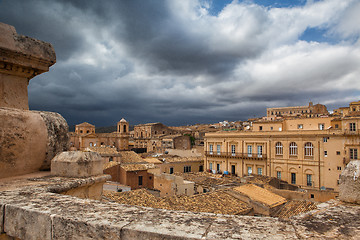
(1, 175, 360, 239)
(51, 151, 103, 178)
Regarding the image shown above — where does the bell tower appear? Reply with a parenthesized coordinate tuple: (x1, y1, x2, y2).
(117, 118, 129, 150)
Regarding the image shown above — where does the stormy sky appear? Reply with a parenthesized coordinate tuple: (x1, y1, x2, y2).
(1, 0, 359, 126)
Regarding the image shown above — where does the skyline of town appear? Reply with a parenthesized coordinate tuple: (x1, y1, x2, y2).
(1, 0, 359, 126)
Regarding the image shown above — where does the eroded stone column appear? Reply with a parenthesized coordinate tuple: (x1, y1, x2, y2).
(0, 22, 68, 178)
(0, 22, 55, 109)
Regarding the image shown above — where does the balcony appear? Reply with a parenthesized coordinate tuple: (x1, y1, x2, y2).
(343, 129, 360, 135)
(205, 151, 267, 160)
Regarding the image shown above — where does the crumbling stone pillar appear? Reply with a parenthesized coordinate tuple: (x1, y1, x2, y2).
(0, 23, 55, 109)
(339, 160, 360, 204)
(0, 22, 68, 178)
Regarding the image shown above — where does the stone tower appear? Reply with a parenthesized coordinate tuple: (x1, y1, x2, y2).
(117, 118, 129, 151)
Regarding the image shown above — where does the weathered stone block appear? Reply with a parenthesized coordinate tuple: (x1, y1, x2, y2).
(339, 160, 360, 204)
(51, 151, 103, 177)
(0, 22, 56, 110)
(0, 108, 68, 179)
(4, 205, 52, 240)
(52, 216, 123, 240)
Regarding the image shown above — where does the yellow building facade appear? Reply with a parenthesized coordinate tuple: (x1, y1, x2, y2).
(205, 101, 360, 192)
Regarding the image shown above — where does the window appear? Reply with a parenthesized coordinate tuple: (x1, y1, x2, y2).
(259, 126, 263, 131)
(257, 145, 263, 157)
(324, 151, 328, 157)
(270, 127, 273, 130)
(350, 123, 356, 132)
(291, 173, 296, 184)
(138, 176, 143, 186)
(231, 145, 236, 156)
(304, 142, 314, 156)
(323, 137, 328, 143)
(89, 142, 93, 147)
(275, 142, 283, 155)
(307, 174, 312, 186)
(289, 142, 298, 156)
(209, 163, 213, 170)
(123, 125, 127, 133)
(335, 124, 339, 129)
(257, 168, 263, 175)
(184, 166, 191, 173)
(319, 124, 325, 130)
(209, 144, 213, 154)
(199, 165, 204, 172)
(217, 145, 221, 155)
(247, 145, 252, 157)
(247, 167, 252, 176)
(87, 130, 90, 133)
(337, 166, 342, 171)
(80, 130, 83, 133)
(277, 171, 281, 179)
(336, 151, 340, 155)
(216, 164, 220, 172)
(298, 124, 303, 129)
(350, 148, 358, 160)
(170, 167, 174, 174)
(310, 194, 314, 198)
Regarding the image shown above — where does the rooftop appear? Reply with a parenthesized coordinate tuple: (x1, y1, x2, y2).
(234, 184, 287, 208)
(104, 189, 251, 215)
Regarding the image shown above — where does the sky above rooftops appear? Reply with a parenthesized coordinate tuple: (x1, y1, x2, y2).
(0, 0, 359, 127)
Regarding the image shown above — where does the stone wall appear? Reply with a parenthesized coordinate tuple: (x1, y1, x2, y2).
(1, 175, 360, 239)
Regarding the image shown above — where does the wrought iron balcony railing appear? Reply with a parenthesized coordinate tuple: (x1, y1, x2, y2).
(205, 151, 267, 160)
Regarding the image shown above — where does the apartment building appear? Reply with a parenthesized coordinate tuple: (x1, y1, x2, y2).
(205, 101, 360, 191)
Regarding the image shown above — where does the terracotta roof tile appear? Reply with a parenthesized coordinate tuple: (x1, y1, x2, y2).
(234, 184, 287, 208)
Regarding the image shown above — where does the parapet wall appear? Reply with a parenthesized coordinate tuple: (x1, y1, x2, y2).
(1, 175, 359, 239)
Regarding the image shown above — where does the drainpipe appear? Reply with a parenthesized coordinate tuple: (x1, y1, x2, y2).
(318, 140, 321, 190)
(269, 139, 271, 177)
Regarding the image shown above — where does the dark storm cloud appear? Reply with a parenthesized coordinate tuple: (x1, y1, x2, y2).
(1, 0, 360, 126)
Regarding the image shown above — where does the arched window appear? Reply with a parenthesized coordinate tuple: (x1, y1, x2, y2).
(123, 125, 127, 133)
(87, 130, 90, 133)
(304, 142, 314, 156)
(89, 142, 93, 147)
(289, 142, 297, 156)
(275, 142, 283, 155)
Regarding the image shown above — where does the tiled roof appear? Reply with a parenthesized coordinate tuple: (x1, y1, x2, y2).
(274, 200, 317, 219)
(143, 158, 163, 164)
(103, 189, 251, 215)
(87, 146, 119, 155)
(177, 172, 241, 190)
(103, 161, 120, 170)
(234, 184, 287, 208)
(119, 151, 145, 163)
